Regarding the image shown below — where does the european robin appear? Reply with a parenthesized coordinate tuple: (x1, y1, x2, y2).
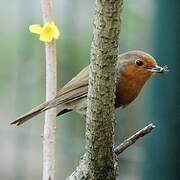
(11, 50, 168, 126)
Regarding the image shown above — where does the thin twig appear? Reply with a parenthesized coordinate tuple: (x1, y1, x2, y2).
(41, 0, 57, 180)
(67, 123, 155, 179)
(114, 123, 156, 156)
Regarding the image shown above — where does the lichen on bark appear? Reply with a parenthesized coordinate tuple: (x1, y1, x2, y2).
(85, 0, 124, 179)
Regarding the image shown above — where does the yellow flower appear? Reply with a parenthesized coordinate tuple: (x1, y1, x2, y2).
(29, 22, 60, 42)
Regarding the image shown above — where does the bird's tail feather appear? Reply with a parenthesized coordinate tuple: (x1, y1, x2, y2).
(10, 101, 50, 126)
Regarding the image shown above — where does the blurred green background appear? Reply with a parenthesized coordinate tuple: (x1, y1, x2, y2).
(1, 0, 179, 179)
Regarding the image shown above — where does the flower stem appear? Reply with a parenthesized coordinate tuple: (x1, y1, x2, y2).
(41, 0, 57, 180)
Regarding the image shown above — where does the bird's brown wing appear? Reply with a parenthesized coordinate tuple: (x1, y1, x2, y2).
(47, 65, 89, 108)
(11, 66, 89, 126)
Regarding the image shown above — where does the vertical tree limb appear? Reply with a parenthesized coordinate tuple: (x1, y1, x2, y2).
(86, 0, 124, 179)
(41, 0, 57, 180)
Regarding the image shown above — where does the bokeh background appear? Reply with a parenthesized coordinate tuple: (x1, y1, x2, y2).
(0, 0, 179, 179)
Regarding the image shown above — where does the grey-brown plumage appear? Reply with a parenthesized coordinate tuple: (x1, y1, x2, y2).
(11, 66, 89, 126)
(11, 50, 167, 126)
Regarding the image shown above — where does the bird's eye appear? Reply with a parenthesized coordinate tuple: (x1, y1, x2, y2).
(135, 60, 144, 66)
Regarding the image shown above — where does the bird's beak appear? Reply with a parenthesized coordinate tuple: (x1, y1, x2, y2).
(146, 65, 169, 74)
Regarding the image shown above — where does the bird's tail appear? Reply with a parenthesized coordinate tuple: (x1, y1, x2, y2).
(10, 101, 51, 126)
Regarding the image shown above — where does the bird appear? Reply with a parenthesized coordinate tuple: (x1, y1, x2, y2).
(11, 50, 168, 126)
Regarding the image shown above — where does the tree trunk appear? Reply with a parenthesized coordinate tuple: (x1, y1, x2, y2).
(85, 0, 123, 179)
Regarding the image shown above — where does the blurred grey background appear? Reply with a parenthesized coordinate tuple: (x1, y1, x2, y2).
(0, 0, 179, 179)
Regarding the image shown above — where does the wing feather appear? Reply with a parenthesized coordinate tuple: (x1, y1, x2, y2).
(11, 65, 89, 126)
(47, 65, 89, 108)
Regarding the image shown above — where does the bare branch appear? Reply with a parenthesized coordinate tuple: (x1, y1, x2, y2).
(114, 123, 156, 156)
(67, 123, 155, 180)
(41, 0, 57, 180)
(67, 154, 88, 180)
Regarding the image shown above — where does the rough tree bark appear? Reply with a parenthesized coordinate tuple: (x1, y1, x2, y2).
(85, 0, 123, 179)
(66, 1, 158, 179)
(67, 124, 155, 179)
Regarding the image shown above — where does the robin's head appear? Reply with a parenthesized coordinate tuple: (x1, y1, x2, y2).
(118, 50, 168, 81)
(114, 50, 168, 107)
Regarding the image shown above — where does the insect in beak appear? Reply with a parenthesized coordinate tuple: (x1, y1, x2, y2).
(146, 65, 169, 74)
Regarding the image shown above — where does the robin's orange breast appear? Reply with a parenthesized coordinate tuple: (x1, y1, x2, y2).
(115, 63, 152, 108)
